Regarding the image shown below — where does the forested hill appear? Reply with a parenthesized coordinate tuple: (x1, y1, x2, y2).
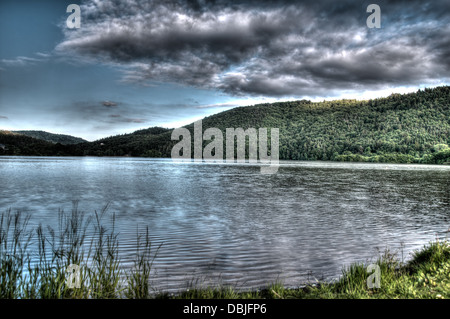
(0, 131, 75, 156)
(1, 86, 450, 164)
(72, 86, 450, 164)
(13, 130, 87, 145)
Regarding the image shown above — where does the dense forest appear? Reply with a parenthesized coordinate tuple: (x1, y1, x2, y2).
(1, 86, 450, 164)
(0, 131, 74, 156)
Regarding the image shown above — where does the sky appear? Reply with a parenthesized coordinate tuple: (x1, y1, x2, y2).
(0, 0, 449, 141)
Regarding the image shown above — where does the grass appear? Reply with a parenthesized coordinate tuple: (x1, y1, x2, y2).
(0, 207, 448, 299)
(158, 240, 450, 299)
(0, 206, 158, 299)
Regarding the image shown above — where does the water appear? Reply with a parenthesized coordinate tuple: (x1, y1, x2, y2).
(1, 156, 449, 292)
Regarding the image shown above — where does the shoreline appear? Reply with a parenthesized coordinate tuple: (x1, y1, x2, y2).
(0, 209, 448, 299)
(155, 239, 450, 299)
(1, 155, 450, 167)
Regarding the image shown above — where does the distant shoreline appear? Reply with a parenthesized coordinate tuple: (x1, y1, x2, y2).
(1, 154, 450, 166)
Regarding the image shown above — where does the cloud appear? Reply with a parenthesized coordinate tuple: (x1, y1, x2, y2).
(35, 52, 52, 58)
(54, 100, 157, 131)
(0, 52, 51, 67)
(55, 0, 450, 97)
(1, 56, 42, 67)
(107, 114, 146, 123)
(194, 97, 284, 108)
(125, 118, 146, 123)
(102, 101, 118, 107)
(0, 115, 8, 120)
(64, 101, 123, 119)
(195, 102, 239, 109)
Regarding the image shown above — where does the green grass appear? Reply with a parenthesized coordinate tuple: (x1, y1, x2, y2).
(0, 208, 448, 299)
(158, 240, 450, 299)
(0, 207, 158, 299)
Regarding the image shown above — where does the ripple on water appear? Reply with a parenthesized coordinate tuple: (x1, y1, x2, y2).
(0, 157, 449, 292)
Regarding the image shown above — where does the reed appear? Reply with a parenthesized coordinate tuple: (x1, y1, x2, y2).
(0, 206, 157, 299)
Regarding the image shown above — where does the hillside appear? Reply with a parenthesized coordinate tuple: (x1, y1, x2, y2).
(1, 86, 450, 164)
(71, 127, 173, 157)
(75, 86, 450, 164)
(13, 130, 86, 145)
(0, 131, 74, 156)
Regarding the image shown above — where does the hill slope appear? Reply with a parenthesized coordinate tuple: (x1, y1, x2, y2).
(13, 130, 86, 145)
(1, 86, 450, 164)
(0, 131, 74, 156)
(75, 86, 450, 164)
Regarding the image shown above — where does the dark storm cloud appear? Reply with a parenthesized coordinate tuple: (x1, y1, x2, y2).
(56, 0, 450, 97)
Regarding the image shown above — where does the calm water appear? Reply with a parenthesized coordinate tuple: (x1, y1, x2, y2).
(1, 156, 449, 292)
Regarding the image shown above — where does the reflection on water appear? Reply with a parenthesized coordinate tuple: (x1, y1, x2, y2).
(1, 157, 449, 292)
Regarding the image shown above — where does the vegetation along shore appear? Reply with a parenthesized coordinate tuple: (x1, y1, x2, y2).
(0, 209, 448, 299)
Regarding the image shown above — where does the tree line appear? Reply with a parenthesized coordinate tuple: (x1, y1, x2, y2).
(1, 86, 449, 164)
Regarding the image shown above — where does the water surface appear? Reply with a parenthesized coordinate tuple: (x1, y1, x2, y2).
(1, 157, 449, 292)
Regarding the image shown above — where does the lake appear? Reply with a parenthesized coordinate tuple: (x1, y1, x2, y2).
(1, 156, 449, 293)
